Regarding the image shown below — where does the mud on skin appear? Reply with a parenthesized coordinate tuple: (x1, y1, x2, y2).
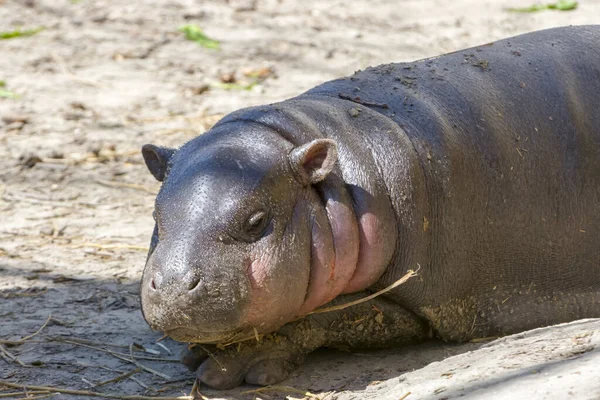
(140, 26, 600, 389)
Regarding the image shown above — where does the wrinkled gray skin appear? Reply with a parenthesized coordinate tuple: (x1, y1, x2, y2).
(141, 26, 600, 389)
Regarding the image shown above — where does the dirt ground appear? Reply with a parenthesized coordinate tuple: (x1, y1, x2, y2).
(1, 0, 599, 399)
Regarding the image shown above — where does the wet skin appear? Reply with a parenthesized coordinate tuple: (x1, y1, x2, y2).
(140, 26, 600, 389)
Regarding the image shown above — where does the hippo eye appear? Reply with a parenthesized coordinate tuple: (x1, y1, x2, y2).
(243, 210, 270, 241)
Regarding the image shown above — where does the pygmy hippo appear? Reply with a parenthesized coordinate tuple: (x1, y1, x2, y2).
(140, 25, 600, 389)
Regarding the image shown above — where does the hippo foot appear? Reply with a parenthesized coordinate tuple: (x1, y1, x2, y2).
(180, 293, 430, 390)
(183, 335, 307, 390)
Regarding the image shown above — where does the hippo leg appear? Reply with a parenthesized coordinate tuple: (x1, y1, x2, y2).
(189, 293, 429, 389)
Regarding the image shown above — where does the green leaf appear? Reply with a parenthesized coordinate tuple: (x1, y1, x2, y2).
(549, 0, 578, 10)
(211, 81, 257, 91)
(0, 27, 45, 40)
(507, 0, 578, 12)
(179, 24, 220, 50)
(0, 89, 19, 99)
(0, 80, 6, 87)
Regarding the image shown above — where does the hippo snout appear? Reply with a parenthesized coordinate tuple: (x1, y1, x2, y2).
(145, 270, 202, 295)
(141, 249, 252, 342)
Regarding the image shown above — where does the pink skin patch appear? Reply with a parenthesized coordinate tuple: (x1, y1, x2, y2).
(243, 251, 296, 331)
(296, 203, 335, 315)
(297, 188, 360, 315)
(342, 211, 387, 293)
(241, 184, 387, 327)
(242, 195, 315, 331)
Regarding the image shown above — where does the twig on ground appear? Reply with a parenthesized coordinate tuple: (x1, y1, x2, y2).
(189, 379, 209, 400)
(156, 342, 172, 355)
(0, 391, 50, 398)
(51, 338, 179, 362)
(14, 394, 58, 400)
(94, 179, 157, 195)
(60, 340, 172, 379)
(0, 381, 193, 400)
(51, 52, 105, 88)
(2, 192, 113, 209)
(94, 368, 142, 388)
(1, 314, 53, 348)
(82, 377, 95, 387)
(0, 344, 27, 367)
(241, 385, 319, 398)
(71, 243, 149, 252)
(18, 314, 53, 343)
(128, 376, 155, 392)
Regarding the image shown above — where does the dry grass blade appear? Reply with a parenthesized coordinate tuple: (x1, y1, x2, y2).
(14, 394, 58, 400)
(196, 345, 226, 372)
(51, 52, 105, 88)
(94, 368, 142, 387)
(71, 243, 149, 252)
(189, 380, 210, 400)
(0, 381, 193, 400)
(398, 392, 411, 400)
(0, 344, 27, 367)
(128, 376, 154, 392)
(94, 179, 158, 195)
(240, 385, 319, 398)
(1, 314, 53, 346)
(0, 391, 50, 398)
(308, 268, 419, 315)
(60, 340, 173, 379)
(19, 314, 52, 342)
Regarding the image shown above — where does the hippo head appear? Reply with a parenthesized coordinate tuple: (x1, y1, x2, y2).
(140, 121, 345, 344)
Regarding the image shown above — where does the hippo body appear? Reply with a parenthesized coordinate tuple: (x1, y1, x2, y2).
(141, 25, 600, 388)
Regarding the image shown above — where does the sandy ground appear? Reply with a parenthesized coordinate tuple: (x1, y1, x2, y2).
(1, 0, 599, 398)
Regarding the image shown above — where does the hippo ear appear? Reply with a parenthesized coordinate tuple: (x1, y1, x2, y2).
(142, 144, 176, 182)
(289, 139, 338, 185)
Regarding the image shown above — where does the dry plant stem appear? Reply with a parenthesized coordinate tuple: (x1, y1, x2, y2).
(196, 345, 226, 372)
(94, 179, 158, 195)
(0, 391, 50, 398)
(308, 268, 419, 315)
(470, 336, 498, 343)
(0, 344, 27, 367)
(13, 314, 53, 344)
(240, 385, 319, 398)
(94, 368, 142, 387)
(0, 339, 45, 346)
(189, 380, 208, 400)
(128, 377, 153, 392)
(20, 315, 52, 342)
(61, 340, 172, 379)
(398, 392, 412, 400)
(156, 342, 172, 355)
(52, 337, 132, 350)
(0, 381, 193, 400)
(15, 394, 58, 400)
(71, 243, 149, 252)
(50, 52, 105, 88)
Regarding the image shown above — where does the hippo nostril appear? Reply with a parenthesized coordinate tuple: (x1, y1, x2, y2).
(150, 278, 157, 291)
(188, 277, 202, 292)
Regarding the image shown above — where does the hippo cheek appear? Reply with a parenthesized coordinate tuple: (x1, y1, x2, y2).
(241, 234, 311, 332)
(241, 253, 297, 331)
